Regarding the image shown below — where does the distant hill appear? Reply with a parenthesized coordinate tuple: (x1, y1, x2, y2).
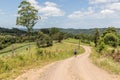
(0, 27, 27, 35)
(60, 28, 99, 34)
(60, 28, 120, 35)
(0, 27, 120, 35)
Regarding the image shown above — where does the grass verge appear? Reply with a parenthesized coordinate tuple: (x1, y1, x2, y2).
(90, 48, 120, 74)
(64, 38, 94, 46)
(0, 42, 35, 56)
(0, 42, 84, 80)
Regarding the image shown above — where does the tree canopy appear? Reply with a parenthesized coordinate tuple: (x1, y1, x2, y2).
(16, 0, 38, 33)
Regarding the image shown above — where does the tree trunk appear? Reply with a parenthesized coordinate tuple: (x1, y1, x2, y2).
(28, 30, 30, 54)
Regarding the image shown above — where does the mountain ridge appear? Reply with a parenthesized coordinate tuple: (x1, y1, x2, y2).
(0, 27, 120, 35)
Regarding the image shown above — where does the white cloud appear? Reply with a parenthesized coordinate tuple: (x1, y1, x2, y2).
(27, 0, 40, 9)
(89, 0, 119, 4)
(27, 0, 65, 19)
(68, 11, 84, 19)
(0, 10, 5, 15)
(68, 7, 94, 19)
(27, 0, 38, 5)
(100, 9, 115, 15)
(45, 2, 57, 7)
(40, 2, 65, 17)
(68, 7, 118, 19)
(68, 0, 120, 19)
(99, 9, 118, 18)
(107, 3, 120, 10)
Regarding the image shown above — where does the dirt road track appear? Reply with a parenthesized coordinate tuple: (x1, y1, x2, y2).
(15, 46, 120, 80)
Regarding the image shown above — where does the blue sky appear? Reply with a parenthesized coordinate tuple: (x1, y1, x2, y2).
(0, 0, 120, 29)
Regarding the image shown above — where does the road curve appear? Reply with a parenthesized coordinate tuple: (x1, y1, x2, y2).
(15, 46, 120, 80)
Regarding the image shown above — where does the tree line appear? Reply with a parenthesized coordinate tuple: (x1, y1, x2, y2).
(0, 27, 69, 50)
(94, 27, 120, 62)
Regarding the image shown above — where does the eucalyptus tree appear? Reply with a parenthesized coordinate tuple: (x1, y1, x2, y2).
(16, 0, 39, 54)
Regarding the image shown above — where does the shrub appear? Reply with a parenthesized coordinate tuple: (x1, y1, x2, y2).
(96, 42, 106, 53)
(36, 49, 43, 56)
(0, 59, 11, 73)
(37, 31, 53, 48)
(103, 33, 119, 47)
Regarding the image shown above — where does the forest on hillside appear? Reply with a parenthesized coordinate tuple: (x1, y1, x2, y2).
(1, 27, 120, 50)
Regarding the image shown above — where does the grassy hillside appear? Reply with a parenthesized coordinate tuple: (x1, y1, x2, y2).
(0, 42, 84, 79)
(0, 42, 35, 57)
(90, 48, 120, 74)
(64, 38, 94, 46)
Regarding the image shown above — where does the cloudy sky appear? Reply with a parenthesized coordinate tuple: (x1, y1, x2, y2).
(0, 0, 120, 29)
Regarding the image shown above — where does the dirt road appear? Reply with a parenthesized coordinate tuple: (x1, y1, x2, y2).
(15, 46, 120, 80)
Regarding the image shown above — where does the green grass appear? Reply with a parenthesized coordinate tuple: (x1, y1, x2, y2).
(40, 42, 84, 60)
(90, 48, 120, 74)
(63, 38, 94, 46)
(0, 42, 84, 80)
(64, 38, 79, 44)
(65, 38, 120, 74)
(0, 42, 35, 57)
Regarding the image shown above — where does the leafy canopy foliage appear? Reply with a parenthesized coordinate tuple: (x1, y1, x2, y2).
(16, 0, 38, 32)
(97, 41, 106, 53)
(37, 31, 53, 48)
(49, 27, 64, 43)
(16, 0, 39, 54)
(95, 27, 119, 53)
(102, 27, 119, 47)
(94, 28, 100, 47)
(102, 27, 117, 37)
(103, 33, 118, 47)
(49, 27, 60, 36)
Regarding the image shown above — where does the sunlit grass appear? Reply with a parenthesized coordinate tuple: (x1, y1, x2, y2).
(64, 38, 79, 44)
(0, 42, 35, 57)
(63, 38, 94, 46)
(0, 42, 84, 80)
(90, 48, 120, 74)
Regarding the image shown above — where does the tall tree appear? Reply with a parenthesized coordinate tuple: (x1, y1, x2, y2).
(103, 33, 118, 47)
(49, 27, 64, 43)
(16, 0, 38, 54)
(94, 28, 100, 47)
(37, 31, 53, 48)
(102, 27, 117, 37)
